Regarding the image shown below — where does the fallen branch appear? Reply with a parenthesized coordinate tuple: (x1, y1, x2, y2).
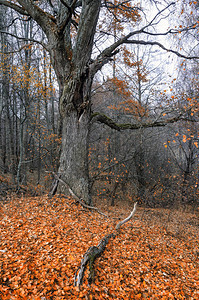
(116, 202, 137, 229)
(74, 233, 115, 286)
(68, 188, 108, 217)
(74, 202, 138, 287)
(49, 172, 108, 217)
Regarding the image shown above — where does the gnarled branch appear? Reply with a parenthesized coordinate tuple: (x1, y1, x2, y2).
(91, 112, 198, 131)
(16, 0, 56, 37)
(74, 202, 138, 286)
(74, 233, 115, 286)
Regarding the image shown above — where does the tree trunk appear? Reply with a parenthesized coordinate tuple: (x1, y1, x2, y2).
(58, 108, 91, 204)
(51, 68, 93, 204)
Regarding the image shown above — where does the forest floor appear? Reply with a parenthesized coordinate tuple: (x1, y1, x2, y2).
(0, 194, 198, 299)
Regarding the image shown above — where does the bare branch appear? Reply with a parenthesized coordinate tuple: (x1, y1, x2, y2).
(0, 42, 33, 54)
(91, 2, 199, 74)
(74, 233, 115, 287)
(91, 112, 198, 131)
(0, 17, 31, 29)
(0, 31, 48, 50)
(90, 49, 120, 75)
(59, 0, 71, 9)
(0, 0, 29, 15)
(142, 23, 199, 36)
(142, 2, 175, 31)
(124, 39, 199, 59)
(68, 188, 108, 217)
(94, 34, 199, 73)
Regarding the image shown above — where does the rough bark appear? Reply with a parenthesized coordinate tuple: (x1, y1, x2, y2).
(58, 109, 91, 204)
(55, 1, 101, 204)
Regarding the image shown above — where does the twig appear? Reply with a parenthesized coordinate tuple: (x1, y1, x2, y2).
(68, 188, 108, 217)
(49, 172, 108, 217)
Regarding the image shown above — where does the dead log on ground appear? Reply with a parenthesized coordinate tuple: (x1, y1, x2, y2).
(74, 202, 137, 287)
(74, 233, 115, 286)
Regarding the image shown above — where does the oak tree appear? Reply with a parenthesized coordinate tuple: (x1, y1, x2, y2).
(1, 0, 198, 204)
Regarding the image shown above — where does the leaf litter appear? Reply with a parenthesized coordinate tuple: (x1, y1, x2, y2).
(0, 195, 198, 299)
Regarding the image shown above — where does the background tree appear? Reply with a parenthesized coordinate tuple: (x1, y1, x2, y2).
(0, 4, 60, 194)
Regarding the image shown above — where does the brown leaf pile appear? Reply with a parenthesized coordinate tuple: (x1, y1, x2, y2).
(0, 195, 198, 299)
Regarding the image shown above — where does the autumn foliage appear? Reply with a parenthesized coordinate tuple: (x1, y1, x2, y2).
(0, 195, 198, 299)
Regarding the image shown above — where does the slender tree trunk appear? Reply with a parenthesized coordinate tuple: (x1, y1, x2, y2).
(181, 139, 194, 205)
(134, 133, 146, 204)
(37, 98, 41, 184)
(17, 118, 24, 187)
